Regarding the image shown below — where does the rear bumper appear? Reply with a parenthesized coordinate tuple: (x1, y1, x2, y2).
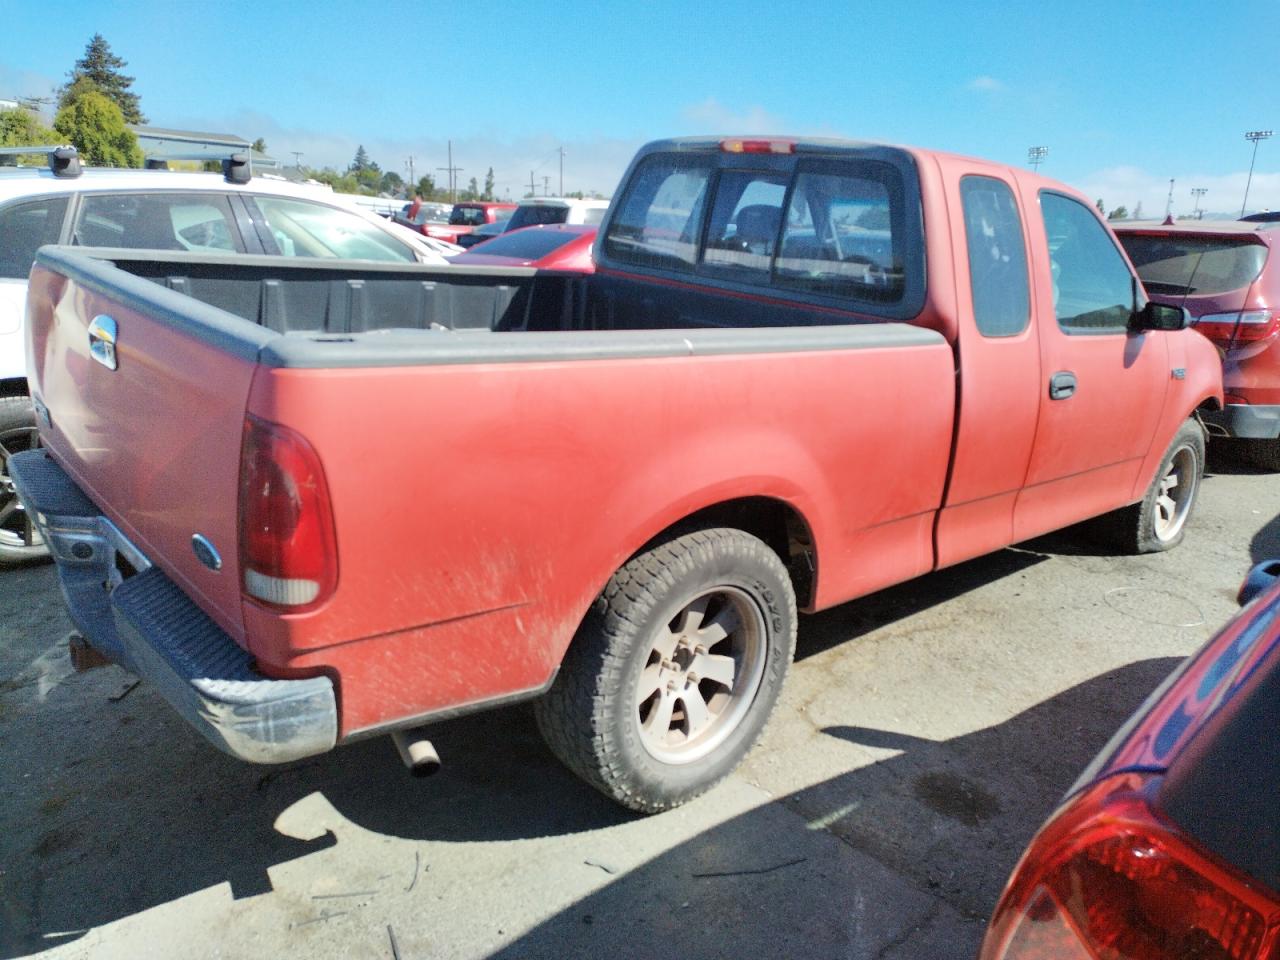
(1203, 403, 1280, 439)
(9, 449, 337, 764)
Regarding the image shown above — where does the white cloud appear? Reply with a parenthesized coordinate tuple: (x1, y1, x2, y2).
(679, 98, 786, 135)
(967, 76, 1004, 93)
(1077, 166, 1280, 220)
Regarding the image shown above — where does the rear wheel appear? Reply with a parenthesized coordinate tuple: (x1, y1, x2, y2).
(534, 528, 796, 813)
(1110, 419, 1205, 554)
(0, 395, 46, 565)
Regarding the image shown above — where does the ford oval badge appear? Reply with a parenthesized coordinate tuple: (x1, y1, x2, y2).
(192, 534, 222, 572)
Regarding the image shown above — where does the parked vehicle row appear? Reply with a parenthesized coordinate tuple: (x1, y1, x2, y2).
(11, 135, 1221, 817)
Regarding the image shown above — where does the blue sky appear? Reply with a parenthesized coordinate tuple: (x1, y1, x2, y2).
(3, 0, 1278, 215)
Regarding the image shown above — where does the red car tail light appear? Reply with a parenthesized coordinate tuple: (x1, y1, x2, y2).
(720, 138, 795, 155)
(980, 774, 1280, 960)
(1196, 310, 1278, 345)
(238, 415, 338, 612)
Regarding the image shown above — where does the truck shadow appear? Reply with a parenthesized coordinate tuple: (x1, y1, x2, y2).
(3, 644, 1181, 957)
(485, 658, 1182, 959)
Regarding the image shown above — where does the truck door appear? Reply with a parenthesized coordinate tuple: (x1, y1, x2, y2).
(935, 171, 1043, 568)
(1013, 188, 1170, 541)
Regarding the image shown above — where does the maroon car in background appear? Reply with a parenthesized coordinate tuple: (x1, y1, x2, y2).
(449, 224, 596, 272)
(980, 558, 1280, 960)
(1117, 223, 1280, 468)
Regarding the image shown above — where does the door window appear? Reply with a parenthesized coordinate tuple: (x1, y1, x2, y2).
(0, 197, 69, 279)
(1041, 192, 1136, 333)
(961, 176, 1030, 337)
(74, 193, 239, 252)
(248, 196, 416, 262)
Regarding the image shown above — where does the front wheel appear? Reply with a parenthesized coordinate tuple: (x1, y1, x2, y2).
(0, 395, 47, 565)
(1110, 418, 1205, 554)
(534, 528, 797, 813)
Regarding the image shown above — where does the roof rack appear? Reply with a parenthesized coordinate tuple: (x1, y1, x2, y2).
(0, 145, 82, 178)
(143, 151, 252, 184)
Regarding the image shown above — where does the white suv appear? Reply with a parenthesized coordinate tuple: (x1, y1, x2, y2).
(0, 148, 456, 563)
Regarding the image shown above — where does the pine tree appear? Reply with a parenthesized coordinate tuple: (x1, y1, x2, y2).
(59, 34, 145, 124)
(483, 167, 495, 201)
(350, 145, 371, 173)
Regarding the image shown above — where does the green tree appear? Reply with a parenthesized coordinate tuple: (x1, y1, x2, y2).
(60, 34, 145, 124)
(1132, 202, 1144, 221)
(1096, 198, 1105, 215)
(0, 107, 61, 164)
(1107, 205, 1128, 221)
(251, 137, 267, 154)
(379, 170, 404, 195)
(416, 175, 437, 198)
(53, 89, 143, 167)
(350, 145, 371, 173)
(461, 176, 479, 201)
(482, 167, 495, 201)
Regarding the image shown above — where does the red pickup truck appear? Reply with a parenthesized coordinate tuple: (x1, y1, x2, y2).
(12, 136, 1222, 813)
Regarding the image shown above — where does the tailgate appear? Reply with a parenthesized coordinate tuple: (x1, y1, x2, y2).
(25, 248, 276, 641)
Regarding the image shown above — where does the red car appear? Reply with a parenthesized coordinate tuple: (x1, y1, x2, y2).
(980, 557, 1280, 960)
(422, 201, 516, 244)
(449, 224, 596, 271)
(1117, 222, 1280, 469)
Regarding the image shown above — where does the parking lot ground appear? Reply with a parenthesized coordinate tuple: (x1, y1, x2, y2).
(3, 448, 1278, 960)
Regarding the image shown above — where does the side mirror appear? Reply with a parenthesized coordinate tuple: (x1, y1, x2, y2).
(1238, 559, 1280, 607)
(1131, 300, 1192, 332)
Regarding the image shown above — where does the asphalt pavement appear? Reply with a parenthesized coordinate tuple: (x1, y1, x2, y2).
(2, 446, 1277, 960)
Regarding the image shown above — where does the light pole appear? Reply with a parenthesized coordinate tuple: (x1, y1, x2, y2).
(1027, 146, 1048, 172)
(1191, 187, 1207, 220)
(1242, 130, 1272, 216)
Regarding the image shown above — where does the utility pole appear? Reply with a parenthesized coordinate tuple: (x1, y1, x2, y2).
(1191, 187, 1207, 220)
(1165, 178, 1175, 220)
(406, 155, 415, 190)
(1027, 146, 1048, 171)
(543, 175, 551, 197)
(559, 146, 564, 195)
(290, 151, 303, 170)
(1242, 130, 1273, 216)
(529, 170, 537, 197)
(437, 140, 463, 203)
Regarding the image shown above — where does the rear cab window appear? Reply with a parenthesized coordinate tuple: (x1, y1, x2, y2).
(599, 144, 924, 321)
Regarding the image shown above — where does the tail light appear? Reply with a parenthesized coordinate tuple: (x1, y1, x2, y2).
(238, 415, 338, 612)
(980, 774, 1280, 960)
(720, 138, 795, 154)
(1195, 310, 1277, 345)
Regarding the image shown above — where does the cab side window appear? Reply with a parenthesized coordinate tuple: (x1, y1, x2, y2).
(961, 176, 1029, 337)
(1040, 192, 1136, 333)
(0, 198, 69, 279)
(74, 193, 240, 252)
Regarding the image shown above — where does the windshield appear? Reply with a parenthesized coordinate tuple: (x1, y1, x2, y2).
(1119, 234, 1268, 297)
(506, 204, 570, 231)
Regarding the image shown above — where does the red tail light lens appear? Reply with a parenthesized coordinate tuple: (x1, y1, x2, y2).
(981, 774, 1280, 960)
(719, 138, 796, 154)
(238, 415, 338, 612)
(1195, 310, 1277, 345)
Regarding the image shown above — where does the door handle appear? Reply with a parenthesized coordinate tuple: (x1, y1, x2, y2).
(1049, 371, 1077, 400)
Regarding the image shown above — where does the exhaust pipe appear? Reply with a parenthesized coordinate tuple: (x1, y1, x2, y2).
(391, 730, 442, 777)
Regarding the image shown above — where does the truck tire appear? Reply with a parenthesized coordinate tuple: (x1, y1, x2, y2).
(1246, 439, 1280, 473)
(534, 527, 797, 813)
(1110, 418, 1205, 554)
(0, 395, 47, 565)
